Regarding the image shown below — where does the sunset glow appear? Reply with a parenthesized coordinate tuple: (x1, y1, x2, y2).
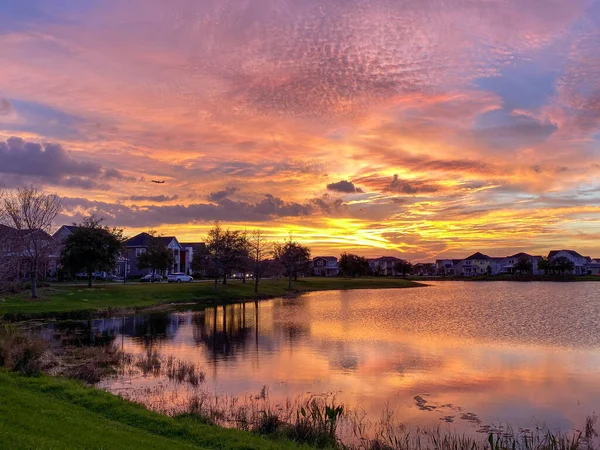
(2, 0, 600, 260)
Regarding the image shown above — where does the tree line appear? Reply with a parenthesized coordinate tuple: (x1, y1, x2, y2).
(0, 185, 314, 298)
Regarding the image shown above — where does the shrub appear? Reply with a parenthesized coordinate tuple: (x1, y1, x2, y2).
(0, 325, 48, 375)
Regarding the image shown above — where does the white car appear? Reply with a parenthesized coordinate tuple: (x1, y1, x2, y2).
(167, 273, 194, 283)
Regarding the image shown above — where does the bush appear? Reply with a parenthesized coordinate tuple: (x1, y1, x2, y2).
(0, 325, 48, 375)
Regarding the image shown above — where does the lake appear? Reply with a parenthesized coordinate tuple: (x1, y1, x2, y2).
(43, 281, 600, 439)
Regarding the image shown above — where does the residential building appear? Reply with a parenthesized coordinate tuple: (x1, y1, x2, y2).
(312, 256, 340, 277)
(368, 256, 404, 276)
(497, 253, 543, 275)
(547, 250, 591, 275)
(180, 242, 207, 276)
(123, 233, 186, 277)
(454, 252, 491, 276)
(435, 259, 462, 276)
(0, 224, 56, 279)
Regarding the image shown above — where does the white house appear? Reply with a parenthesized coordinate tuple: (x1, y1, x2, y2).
(312, 256, 340, 276)
(547, 250, 591, 275)
(497, 253, 543, 275)
(454, 252, 491, 276)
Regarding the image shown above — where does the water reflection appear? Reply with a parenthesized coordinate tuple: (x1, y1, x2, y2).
(43, 282, 600, 434)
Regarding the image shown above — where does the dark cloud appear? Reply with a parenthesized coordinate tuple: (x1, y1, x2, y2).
(531, 165, 542, 173)
(103, 168, 136, 182)
(60, 192, 321, 227)
(327, 180, 363, 194)
(129, 195, 179, 203)
(0, 136, 121, 190)
(389, 174, 439, 194)
(207, 187, 239, 202)
(0, 99, 12, 116)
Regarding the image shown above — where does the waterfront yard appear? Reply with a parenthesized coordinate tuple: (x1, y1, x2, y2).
(0, 277, 423, 318)
(0, 371, 306, 450)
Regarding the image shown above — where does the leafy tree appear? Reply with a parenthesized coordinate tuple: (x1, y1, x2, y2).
(514, 257, 532, 274)
(60, 216, 124, 288)
(136, 231, 175, 277)
(205, 223, 249, 290)
(486, 265, 492, 276)
(2, 187, 62, 298)
(249, 229, 272, 294)
(274, 236, 311, 289)
(537, 257, 550, 275)
(339, 253, 370, 278)
(550, 256, 575, 275)
(394, 260, 413, 278)
(190, 244, 209, 276)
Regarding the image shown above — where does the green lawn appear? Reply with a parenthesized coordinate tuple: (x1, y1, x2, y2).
(0, 277, 423, 318)
(0, 371, 308, 450)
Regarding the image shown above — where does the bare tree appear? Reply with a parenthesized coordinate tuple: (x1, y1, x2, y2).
(249, 229, 272, 294)
(2, 187, 62, 298)
(274, 235, 311, 290)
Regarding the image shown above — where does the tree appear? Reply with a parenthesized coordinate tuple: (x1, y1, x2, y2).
(394, 260, 413, 278)
(537, 257, 550, 275)
(2, 187, 62, 298)
(136, 231, 175, 277)
(514, 257, 532, 274)
(205, 223, 249, 290)
(550, 256, 574, 275)
(249, 229, 272, 294)
(339, 253, 370, 278)
(274, 236, 311, 290)
(60, 216, 124, 288)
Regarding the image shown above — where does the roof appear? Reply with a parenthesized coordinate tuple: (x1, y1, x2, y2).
(313, 256, 337, 261)
(548, 250, 585, 260)
(126, 232, 180, 248)
(0, 224, 53, 241)
(375, 256, 403, 262)
(465, 252, 490, 260)
(180, 242, 206, 248)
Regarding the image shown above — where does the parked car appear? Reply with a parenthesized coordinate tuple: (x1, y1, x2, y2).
(167, 273, 193, 283)
(140, 274, 163, 283)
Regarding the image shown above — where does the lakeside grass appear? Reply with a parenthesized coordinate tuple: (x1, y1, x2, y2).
(0, 277, 423, 318)
(0, 370, 308, 450)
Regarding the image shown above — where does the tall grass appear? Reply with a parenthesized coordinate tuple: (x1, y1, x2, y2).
(0, 324, 48, 375)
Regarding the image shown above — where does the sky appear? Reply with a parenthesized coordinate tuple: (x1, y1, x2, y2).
(2, 0, 600, 261)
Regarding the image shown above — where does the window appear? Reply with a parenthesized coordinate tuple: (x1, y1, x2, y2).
(136, 248, 146, 257)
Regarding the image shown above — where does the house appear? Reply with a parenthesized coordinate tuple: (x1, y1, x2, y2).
(587, 258, 600, 275)
(454, 252, 491, 276)
(312, 256, 339, 277)
(0, 224, 56, 279)
(368, 256, 404, 276)
(123, 233, 186, 277)
(547, 250, 591, 275)
(53, 224, 126, 279)
(413, 263, 436, 276)
(497, 253, 543, 275)
(180, 242, 207, 276)
(435, 259, 462, 276)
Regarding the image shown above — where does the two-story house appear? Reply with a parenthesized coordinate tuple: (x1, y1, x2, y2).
(547, 250, 591, 275)
(454, 252, 491, 276)
(124, 233, 185, 277)
(435, 259, 462, 276)
(312, 256, 340, 277)
(497, 253, 543, 275)
(368, 256, 404, 276)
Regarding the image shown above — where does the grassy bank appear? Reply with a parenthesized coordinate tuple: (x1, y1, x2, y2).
(0, 277, 423, 318)
(0, 370, 308, 450)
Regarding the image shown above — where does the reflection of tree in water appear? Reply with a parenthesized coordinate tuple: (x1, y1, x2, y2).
(192, 303, 254, 360)
(131, 313, 183, 349)
(49, 319, 117, 347)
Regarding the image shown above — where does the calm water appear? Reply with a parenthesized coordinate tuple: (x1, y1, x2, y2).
(46, 282, 600, 435)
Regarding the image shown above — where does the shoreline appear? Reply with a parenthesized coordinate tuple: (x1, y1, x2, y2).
(0, 277, 426, 320)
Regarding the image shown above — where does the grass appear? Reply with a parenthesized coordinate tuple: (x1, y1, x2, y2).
(0, 370, 311, 450)
(0, 277, 423, 319)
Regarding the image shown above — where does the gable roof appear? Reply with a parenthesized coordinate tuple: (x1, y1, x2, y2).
(375, 256, 403, 262)
(313, 256, 337, 261)
(548, 250, 585, 260)
(465, 252, 490, 260)
(126, 232, 180, 248)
